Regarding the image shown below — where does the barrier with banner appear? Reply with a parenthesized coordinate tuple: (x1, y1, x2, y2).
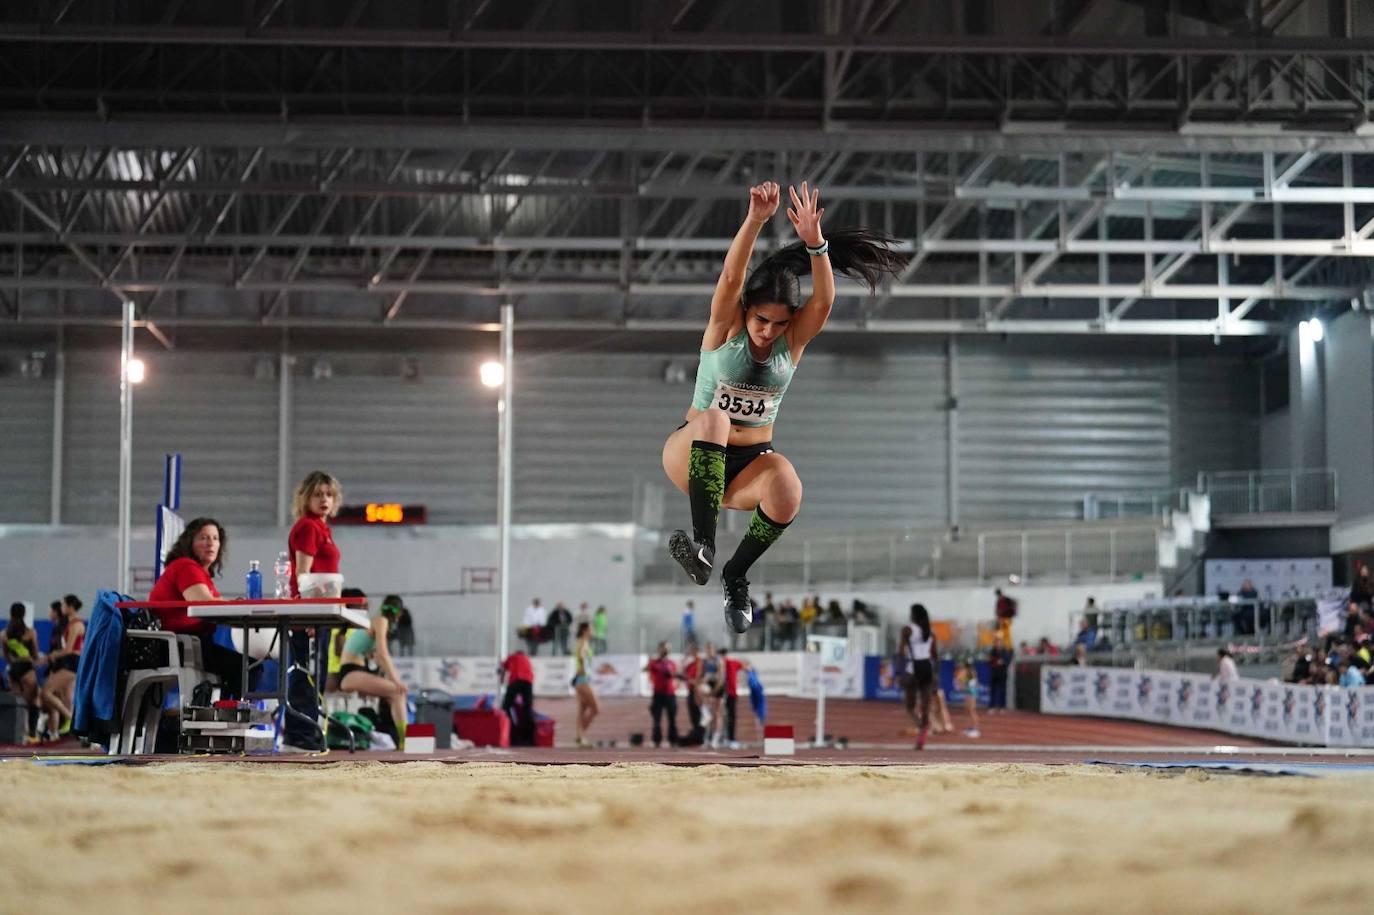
(1040, 665, 1374, 747)
(863, 657, 990, 706)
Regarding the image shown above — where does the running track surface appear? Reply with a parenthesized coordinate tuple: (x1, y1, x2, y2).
(12, 698, 1369, 767)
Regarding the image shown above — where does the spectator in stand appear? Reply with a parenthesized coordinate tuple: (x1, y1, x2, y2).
(4, 603, 44, 744)
(851, 599, 878, 626)
(500, 649, 536, 747)
(1072, 643, 1089, 667)
(1340, 657, 1366, 689)
(1237, 579, 1259, 600)
(548, 602, 573, 656)
(1351, 563, 1373, 611)
(575, 602, 591, 633)
(777, 599, 800, 650)
(1019, 640, 1035, 657)
(1216, 648, 1240, 682)
(1286, 641, 1312, 683)
(1073, 618, 1098, 653)
(592, 605, 608, 654)
(680, 644, 704, 746)
(799, 595, 819, 630)
(519, 598, 545, 655)
(993, 588, 1017, 646)
(759, 592, 776, 649)
(680, 599, 697, 652)
(718, 648, 750, 750)
(39, 594, 84, 741)
(987, 637, 1012, 711)
(1036, 636, 1061, 656)
(147, 518, 249, 698)
(1344, 600, 1363, 642)
(383, 595, 414, 657)
(824, 599, 845, 626)
(645, 642, 681, 748)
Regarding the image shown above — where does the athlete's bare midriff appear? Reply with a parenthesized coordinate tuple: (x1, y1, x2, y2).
(682, 406, 775, 446)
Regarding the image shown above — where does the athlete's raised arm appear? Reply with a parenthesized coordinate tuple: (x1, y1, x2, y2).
(705, 182, 779, 347)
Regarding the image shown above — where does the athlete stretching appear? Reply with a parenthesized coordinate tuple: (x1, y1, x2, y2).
(662, 181, 901, 632)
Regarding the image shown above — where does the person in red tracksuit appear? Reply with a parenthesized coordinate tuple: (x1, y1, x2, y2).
(717, 648, 751, 749)
(645, 642, 681, 748)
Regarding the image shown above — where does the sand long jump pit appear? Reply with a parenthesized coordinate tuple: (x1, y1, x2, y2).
(6, 760, 1370, 914)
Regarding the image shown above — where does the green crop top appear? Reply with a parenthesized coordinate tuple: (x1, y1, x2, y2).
(690, 328, 796, 427)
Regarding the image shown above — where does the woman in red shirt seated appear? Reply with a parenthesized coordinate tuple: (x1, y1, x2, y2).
(147, 517, 247, 697)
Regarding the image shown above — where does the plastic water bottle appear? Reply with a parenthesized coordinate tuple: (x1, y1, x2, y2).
(246, 560, 263, 600)
(273, 551, 292, 599)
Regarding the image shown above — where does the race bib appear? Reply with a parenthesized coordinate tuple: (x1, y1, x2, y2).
(712, 381, 775, 421)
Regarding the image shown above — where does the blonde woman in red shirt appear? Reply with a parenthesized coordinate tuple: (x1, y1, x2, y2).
(289, 471, 343, 597)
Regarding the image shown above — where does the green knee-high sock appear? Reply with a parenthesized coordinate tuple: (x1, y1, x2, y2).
(687, 441, 726, 550)
(723, 507, 791, 580)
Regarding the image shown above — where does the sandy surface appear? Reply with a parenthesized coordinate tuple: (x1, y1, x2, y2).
(5, 761, 1370, 915)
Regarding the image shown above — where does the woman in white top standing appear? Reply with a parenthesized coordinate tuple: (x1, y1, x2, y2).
(900, 603, 939, 751)
(1216, 648, 1240, 682)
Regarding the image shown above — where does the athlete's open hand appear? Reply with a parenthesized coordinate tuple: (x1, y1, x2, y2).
(747, 181, 781, 224)
(787, 182, 825, 248)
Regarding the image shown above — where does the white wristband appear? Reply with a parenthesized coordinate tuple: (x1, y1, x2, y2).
(806, 240, 829, 257)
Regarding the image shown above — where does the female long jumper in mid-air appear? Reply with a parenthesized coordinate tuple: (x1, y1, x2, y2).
(661, 181, 902, 633)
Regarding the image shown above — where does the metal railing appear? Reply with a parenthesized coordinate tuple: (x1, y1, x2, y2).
(1089, 597, 1318, 652)
(1081, 491, 1175, 521)
(1198, 468, 1337, 515)
(636, 522, 1160, 588)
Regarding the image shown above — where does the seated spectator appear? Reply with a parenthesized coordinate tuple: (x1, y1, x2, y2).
(824, 599, 845, 625)
(1072, 618, 1098, 652)
(146, 518, 249, 697)
(337, 599, 408, 748)
(1352, 563, 1373, 612)
(3, 603, 44, 743)
(1036, 636, 1061, 656)
(39, 594, 84, 740)
(518, 598, 545, 656)
(1340, 657, 1366, 688)
(1286, 641, 1312, 683)
(1019, 640, 1035, 657)
(1237, 579, 1259, 601)
(1072, 643, 1089, 667)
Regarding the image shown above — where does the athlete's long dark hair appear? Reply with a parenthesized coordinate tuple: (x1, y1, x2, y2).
(909, 603, 932, 643)
(742, 227, 904, 312)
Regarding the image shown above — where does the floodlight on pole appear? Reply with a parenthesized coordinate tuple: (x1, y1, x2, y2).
(127, 358, 146, 384)
(480, 360, 505, 388)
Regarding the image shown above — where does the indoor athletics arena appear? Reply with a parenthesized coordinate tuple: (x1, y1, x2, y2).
(4, 2, 1374, 913)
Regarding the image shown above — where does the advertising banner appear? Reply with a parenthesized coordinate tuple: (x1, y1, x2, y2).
(1042, 665, 1374, 748)
(588, 654, 647, 698)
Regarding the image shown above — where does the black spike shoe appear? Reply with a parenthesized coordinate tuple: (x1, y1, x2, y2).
(668, 530, 714, 586)
(723, 575, 753, 634)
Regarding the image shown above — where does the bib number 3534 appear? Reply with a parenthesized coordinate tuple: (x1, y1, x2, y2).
(713, 383, 774, 420)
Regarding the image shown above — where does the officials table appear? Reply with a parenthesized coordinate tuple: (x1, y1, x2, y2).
(118, 598, 368, 749)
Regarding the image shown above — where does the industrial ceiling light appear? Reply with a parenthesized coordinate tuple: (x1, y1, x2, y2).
(127, 358, 146, 384)
(312, 358, 333, 381)
(479, 360, 504, 388)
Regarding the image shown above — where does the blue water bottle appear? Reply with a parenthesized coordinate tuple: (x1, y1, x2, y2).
(246, 560, 263, 600)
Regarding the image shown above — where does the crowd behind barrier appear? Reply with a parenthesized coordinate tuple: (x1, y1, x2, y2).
(1041, 664, 1374, 747)
(1089, 595, 1321, 648)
